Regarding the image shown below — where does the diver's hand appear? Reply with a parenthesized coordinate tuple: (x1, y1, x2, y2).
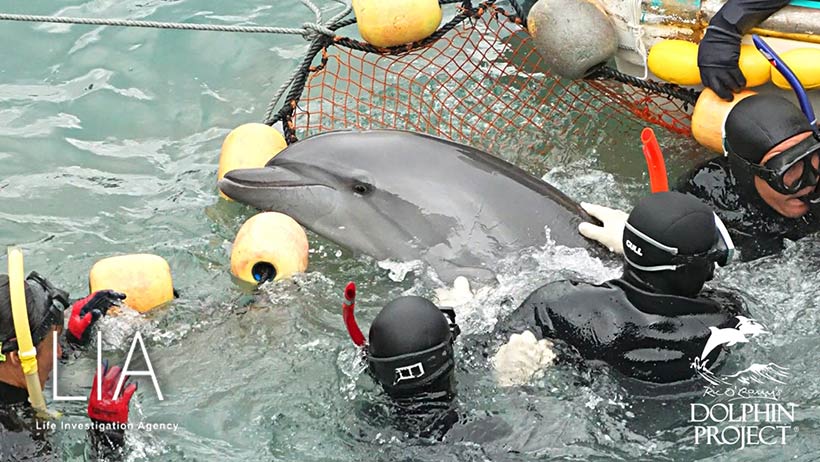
(698, 25, 746, 101)
(578, 202, 627, 254)
(433, 276, 474, 307)
(68, 290, 126, 344)
(492, 330, 556, 387)
(88, 360, 137, 424)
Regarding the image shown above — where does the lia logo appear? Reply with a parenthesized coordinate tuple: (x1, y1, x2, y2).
(625, 239, 643, 256)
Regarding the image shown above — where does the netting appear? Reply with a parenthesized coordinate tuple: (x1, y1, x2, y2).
(269, 1, 698, 156)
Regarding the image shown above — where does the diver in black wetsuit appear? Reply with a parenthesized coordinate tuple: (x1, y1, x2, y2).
(0, 272, 135, 460)
(343, 292, 463, 439)
(678, 94, 820, 260)
(494, 192, 747, 385)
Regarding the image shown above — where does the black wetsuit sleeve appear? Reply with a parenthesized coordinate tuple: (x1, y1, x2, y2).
(88, 420, 126, 459)
(491, 303, 543, 340)
(710, 0, 791, 34)
(59, 328, 87, 362)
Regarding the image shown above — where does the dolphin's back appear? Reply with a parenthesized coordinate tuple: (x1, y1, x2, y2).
(285, 130, 593, 246)
(264, 130, 598, 280)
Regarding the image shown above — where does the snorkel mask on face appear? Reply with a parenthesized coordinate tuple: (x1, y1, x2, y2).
(742, 136, 820, 196)
(342, 282, 460, 399)
(726, 35, 820, 204)
(1, 248, 67, 418)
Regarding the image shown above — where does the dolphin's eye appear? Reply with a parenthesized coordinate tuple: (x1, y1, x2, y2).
(352, 182, 372, 195)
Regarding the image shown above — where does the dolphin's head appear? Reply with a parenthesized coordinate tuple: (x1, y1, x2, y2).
(218, 133, 453, 259)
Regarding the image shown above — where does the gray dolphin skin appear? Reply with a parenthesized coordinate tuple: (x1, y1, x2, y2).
(219, 129, 598, 282)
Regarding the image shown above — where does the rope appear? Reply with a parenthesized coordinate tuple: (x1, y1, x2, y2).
(626, 0, 649, 80)
(263, 0, 353, 127)
(587, 65, 701, 108)
(0, 13, 340, 38)
(0, 0, 349, 40)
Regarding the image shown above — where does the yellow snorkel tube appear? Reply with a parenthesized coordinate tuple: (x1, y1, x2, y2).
(7, 247, 53, 418)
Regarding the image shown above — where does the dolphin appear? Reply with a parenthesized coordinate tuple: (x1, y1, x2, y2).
(700, 325, 750, 361)
(218, 129, 599, 282)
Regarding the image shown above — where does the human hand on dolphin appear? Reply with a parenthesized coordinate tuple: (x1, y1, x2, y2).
(492, 330, 556, 387)
(577, 203, 628, 254)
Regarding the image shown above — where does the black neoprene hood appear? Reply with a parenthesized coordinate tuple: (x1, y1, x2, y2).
(724, 94, 815, 164)
(368, 296, 451, 358)
(623, 192, 718, 269)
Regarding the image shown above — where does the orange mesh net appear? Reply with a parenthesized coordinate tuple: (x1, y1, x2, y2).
(285, 3, 694, 156)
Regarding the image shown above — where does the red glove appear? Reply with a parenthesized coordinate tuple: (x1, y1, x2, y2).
(87, 361, 138, 424)
(68, 290, 126, 344)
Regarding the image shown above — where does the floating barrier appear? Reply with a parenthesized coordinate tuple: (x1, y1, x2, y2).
(230, 212, 309, 285)
(527, 0, 618, 79)
(89, 254, 175, 313)
(217, 123, 287, 201)
(351, 0, 442, 48)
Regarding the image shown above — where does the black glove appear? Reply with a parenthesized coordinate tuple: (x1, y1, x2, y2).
(698, 24, 746, 101)
(67, 290, 127, 344)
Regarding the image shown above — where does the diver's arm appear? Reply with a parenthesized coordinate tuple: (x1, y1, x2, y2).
(700, 0, 790, 99)
(88, 423, 127, 459)
(712, 0, 791, 33)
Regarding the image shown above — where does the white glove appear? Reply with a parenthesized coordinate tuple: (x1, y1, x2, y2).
(492, 330, 557, 387)
(433, 276, 474, 307)
(578, 202, 628, 255)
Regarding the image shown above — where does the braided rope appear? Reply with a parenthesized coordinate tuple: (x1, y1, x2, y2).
(0, 13, 336, 37)
(263, 1, 354, 125)
(588, 65, 701, 108)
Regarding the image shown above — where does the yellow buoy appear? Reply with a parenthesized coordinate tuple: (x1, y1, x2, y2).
(647, 40, 701, 86)
(738, 44, 771, 88)
(691, 88, 757, 153)
(230, 212, 309, 284)
(89, 254, 174, 313)
(217, 123, 287, 200)
(351, 0, 442, 48)
(770, 48, 820, 90)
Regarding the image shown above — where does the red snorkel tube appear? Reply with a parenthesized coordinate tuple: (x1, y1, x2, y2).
(342, 281, 366, 347)
(641, 127, 670, 193)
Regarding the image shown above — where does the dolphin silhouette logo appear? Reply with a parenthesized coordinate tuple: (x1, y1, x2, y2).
(735, 316, 769, 337)
(699, 316, 766, 362)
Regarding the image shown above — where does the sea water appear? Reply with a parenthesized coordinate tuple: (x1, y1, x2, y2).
(0, 1, 818, 461)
